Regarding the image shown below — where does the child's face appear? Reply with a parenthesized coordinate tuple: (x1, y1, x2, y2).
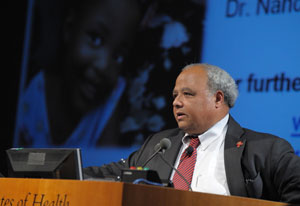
(63, 0, 140, 114)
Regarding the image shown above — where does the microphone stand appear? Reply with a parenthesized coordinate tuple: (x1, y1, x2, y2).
(141, 147, 162, 168)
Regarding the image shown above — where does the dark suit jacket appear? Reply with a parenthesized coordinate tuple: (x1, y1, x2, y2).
(84, 116, 300, 204)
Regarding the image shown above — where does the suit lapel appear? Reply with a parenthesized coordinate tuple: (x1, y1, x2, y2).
(224, 116, 248, 197)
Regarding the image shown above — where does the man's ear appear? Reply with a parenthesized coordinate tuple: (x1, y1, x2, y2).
(215, 90, 225, 108)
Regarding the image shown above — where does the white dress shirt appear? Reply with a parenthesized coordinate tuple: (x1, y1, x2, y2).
(171, 114, 230, 195)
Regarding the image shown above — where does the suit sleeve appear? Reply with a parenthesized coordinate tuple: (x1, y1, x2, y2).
(271, 138, 300, 204)
(83, 152, 135, 180)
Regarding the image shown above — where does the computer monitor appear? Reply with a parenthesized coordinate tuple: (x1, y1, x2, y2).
(6, 148, 83, 180)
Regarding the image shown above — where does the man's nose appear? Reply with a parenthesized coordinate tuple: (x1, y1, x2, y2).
(173, 95, 183, 108)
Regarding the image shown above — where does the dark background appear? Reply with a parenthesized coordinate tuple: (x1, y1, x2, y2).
(5, 1, 27, 176)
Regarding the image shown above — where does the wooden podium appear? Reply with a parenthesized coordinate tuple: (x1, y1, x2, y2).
(0, 178, 287, 206)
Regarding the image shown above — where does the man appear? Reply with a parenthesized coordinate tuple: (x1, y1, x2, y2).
(84, 63, 300, 204)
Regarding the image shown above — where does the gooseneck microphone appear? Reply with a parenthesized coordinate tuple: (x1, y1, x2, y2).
(141, 138, 171, 168)
(140, 138, 193, 191)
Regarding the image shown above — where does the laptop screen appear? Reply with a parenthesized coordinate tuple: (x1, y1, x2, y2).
(6, 148, 83, 180)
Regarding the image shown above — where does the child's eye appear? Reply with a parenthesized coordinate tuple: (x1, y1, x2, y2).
(93, 37, 102, 46)
(91, 36, 102, 47)
(88, 32, 103, 47)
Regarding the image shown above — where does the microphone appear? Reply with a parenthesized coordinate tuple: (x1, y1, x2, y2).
(141, 138, 193, 191)
(186, 146, 194, 157)
(154, 138, 171, 153)
(141, 138, 171, 168)
(122, 138, 171, 185)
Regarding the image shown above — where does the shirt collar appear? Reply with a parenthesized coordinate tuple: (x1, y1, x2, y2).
(182, 114, 229, 151)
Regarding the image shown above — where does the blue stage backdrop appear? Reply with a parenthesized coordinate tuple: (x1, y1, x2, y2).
(201, 0, 300, 155)
(13, 0, 299, 168)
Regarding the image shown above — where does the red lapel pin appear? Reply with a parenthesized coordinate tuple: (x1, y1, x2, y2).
(236, 141, 243, 148)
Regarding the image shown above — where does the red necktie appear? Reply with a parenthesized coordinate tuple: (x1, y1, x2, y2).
(173, 136, 200, 190)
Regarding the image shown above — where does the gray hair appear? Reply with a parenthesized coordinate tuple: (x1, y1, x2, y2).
(183, 63, 238, 108)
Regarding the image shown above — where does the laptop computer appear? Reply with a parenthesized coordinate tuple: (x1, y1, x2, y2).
(6, 148, 83, 180)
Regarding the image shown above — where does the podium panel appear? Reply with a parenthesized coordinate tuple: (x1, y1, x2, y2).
(0, 178, 123, 206)
(123, 183, 287, 206)
(0, 178, 287, 206)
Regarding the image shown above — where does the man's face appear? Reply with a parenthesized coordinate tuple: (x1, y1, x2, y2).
(172, 66, 217, 134)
